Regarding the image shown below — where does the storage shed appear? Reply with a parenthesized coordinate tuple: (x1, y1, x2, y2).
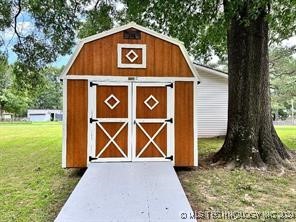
(60, 22, 199, 168)
(27, 109, 63, 122)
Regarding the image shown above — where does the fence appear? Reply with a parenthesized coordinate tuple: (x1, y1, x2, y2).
(0, 117, 28, 122)
(273, 118, 295, 126)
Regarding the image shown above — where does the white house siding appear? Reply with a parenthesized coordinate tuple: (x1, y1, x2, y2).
(196, 67, 228, 138)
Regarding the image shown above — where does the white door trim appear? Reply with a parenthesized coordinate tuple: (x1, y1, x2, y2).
(132, 82, 175, 162)
(87, 81, 175, 163)
(88, 81, 132, 163)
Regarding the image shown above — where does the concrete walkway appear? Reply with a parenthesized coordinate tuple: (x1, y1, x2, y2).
(55, 162, 196, 222)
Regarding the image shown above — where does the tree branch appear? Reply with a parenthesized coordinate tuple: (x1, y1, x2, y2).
(14, 0, 22, 40)
(271, 70, 296, 77)
(94, 0, 101, 10)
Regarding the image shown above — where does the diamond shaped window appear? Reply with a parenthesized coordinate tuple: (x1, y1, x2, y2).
(144, 95, 159, 110)
(104, 94, 120, 110)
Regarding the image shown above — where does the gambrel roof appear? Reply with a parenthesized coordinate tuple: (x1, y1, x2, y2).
(60, 22, 199, 79)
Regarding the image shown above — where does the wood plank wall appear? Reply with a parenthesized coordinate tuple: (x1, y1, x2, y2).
(66, 80, 195, 167)
(66, 80, 88, 167)
(175, 82, 194, 166)
(65, 29, 196, 167)
(68, 31, 193, 77)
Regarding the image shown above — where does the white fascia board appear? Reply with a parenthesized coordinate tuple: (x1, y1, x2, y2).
(60, 22, 200, 80)
(63, 75, 197, 82)
(179, 45, 200, 80)
(82, 22, 185, 46)
(60, 42, 84, 79)
(194, 64, 228, 79)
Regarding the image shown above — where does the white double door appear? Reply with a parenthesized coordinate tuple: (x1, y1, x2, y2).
(88, 81, 174, 162)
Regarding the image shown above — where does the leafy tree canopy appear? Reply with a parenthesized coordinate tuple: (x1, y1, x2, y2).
(1, 1, 295, 78)
(30, 66, 62, 110)
(270, 46, 296, 119)
(0, 54, 29, 116)
(0, 53, 62, 115)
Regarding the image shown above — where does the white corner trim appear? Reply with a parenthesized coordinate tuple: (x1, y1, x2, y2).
(62, 80, 67, 168)
(117, 44, 147, 68)
(193, 80, 198, 167)
(59, 22, 200, 80)
(194, 64, 228, 79)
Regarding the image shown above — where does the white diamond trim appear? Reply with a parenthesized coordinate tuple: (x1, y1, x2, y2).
(144, 95, 159, 110)
(104, 94, 120, 110)
(136, 121, 167, 158)
(96, 122, 128, 158)
(125, 50, 138, 63)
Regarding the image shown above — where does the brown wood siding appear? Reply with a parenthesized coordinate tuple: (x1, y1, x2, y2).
(66, 80, 88, 167)
(175, 82, 194, 166)
(96, 86, 128, 118)
(68, 31, 193, 77)
(136, 87, 167, 118)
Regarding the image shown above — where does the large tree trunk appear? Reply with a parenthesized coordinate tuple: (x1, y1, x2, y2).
(213, 2, 293, 169)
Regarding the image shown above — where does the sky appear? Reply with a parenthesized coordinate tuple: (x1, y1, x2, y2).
(0, 11, 72, 68)
(0, 1, 125, 69)
(1, 10, 296, 68)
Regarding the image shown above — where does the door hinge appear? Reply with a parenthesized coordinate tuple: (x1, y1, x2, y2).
(90, 82, 99, 87)
(89, 156, 98, 162)
(165, 118, 173, 123)
(166, 83, 173, 88)
(90, 118, 98, 123)
(165, 155, 173, 161)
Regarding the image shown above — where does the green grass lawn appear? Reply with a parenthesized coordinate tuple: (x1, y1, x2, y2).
(0, 123, 295, 221)
(275, 125, 296, 149)
(0, 122, 82, 222)
(179, 125, 296, 221)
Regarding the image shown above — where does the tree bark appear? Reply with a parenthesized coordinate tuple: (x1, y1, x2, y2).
(213, 2, 293, 169)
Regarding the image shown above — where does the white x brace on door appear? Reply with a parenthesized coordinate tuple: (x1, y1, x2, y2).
(132, 82, 175, 161)
(88, 81, 174, 163)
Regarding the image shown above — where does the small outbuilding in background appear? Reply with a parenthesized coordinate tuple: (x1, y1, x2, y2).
(27, 109, 63, 122)
(60, 22, 200, 168)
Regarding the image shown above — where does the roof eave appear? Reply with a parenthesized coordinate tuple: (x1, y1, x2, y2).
(194, 64, 228, 79)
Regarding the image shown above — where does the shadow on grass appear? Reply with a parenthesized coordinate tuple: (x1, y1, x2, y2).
(66, 168, 87, 178)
